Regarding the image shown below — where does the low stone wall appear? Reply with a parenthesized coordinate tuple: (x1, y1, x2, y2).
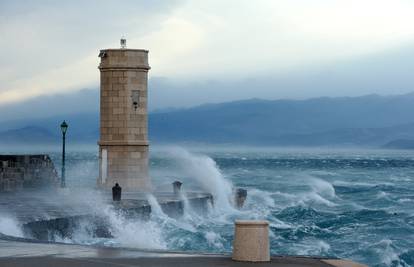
(0, 155, 58, 192)
(22, 194, 213, 242)
(23, 215, 112, 241)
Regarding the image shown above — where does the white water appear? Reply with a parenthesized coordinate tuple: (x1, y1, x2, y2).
(166, 147, 235, 213)
(1, 147, 412, 267)
(0, 148, 272, 253)
(0, 215, 23, 237)
(147, 194, 167, 218)
(89, 147, 256, 251)
(102, 205, 166, 249)
(307, 177, 336, 198)
(63, 147, 243, 250)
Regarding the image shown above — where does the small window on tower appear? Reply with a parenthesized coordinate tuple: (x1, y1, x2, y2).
(131, 90, 139, 110)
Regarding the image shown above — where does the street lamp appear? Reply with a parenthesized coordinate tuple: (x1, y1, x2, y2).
(60, 120, 68, 188)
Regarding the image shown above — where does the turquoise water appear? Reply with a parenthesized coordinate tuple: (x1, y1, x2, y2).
(44, 147, 414, 266)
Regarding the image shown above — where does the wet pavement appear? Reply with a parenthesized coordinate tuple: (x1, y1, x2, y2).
(0, 237, 365, 267)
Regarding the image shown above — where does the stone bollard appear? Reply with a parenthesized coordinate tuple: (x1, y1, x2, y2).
(232, 220, 270, 262)
(172, 181, 182, 195)
(112, 183, 122, 201)
(234, 188, 247, 208)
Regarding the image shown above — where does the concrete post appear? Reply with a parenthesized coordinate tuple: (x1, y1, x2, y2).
(234, 188, 247, 208)
(232, 220, 270, 262)
(172, 181, 182, 195)
(97, 46, 151, 191)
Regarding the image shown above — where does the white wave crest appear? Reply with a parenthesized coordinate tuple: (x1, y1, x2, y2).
(166, 147, 235, 213)
(0, 215, 23, 237)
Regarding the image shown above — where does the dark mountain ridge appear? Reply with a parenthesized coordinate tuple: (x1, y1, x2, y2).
(149, 93, 414, 145)
(1, 93, 414, 148)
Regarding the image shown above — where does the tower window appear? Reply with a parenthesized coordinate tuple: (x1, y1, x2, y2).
(131, 90, 139, 110)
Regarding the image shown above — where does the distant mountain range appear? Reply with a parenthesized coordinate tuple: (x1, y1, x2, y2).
(382, 139, 414, 149)
(149, 93, 414, 148)
(2, 93, 414, 148)
(0, 126, 57, 144)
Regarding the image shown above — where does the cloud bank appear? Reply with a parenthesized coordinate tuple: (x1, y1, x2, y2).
(1, 0, 414, 108)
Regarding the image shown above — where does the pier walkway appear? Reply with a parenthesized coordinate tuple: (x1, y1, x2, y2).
(0, 237, 366, 267)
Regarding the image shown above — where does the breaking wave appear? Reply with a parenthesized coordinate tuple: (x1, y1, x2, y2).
(0, 215, 23, 238)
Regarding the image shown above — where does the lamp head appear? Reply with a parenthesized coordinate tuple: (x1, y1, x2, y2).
(60, 120, 68, 134)
(120, 38, 126, 49)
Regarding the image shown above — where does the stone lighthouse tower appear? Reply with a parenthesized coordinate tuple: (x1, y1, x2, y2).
(97, 39, 151, 191)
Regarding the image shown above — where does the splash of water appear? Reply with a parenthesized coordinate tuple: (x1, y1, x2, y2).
(307, 177, 336, 198)
(370, 239, 408, 267)
(293, 175, 338, 207)
(204, 231, 224, 249)
(0, 215, 23, 237)
(102, 205, 167, 249)
(147, 194, 167, 218)
(167, 147, 235, 213)
(6, 148, 278, 255)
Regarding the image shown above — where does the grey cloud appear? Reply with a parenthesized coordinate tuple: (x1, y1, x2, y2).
(149, 43, 414, 109)
(1, 41, 414, 124)
(0, 0, 182, 90)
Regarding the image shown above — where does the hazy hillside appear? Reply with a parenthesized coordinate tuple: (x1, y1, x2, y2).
(0, 89, 99, 125)
(383, 139, 414, 149)
(1, 93, 414, 148)
(0, 113, 98, 144)
(0, 126, 57, 144)
(149, 93, 414, 146)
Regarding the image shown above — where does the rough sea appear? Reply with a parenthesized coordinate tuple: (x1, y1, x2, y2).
(2, 146, 414, 267)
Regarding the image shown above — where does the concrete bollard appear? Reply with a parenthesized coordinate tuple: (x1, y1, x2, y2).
(112, 183, 122, 201)
(232, 220, 270, 262)
(172, 181, 182, 195)
(234, 188, 247, 208)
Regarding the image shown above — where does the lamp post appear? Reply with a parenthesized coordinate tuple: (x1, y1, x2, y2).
(60, 120, 68, 188)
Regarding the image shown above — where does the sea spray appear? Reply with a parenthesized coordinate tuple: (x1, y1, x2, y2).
(14, 147, 414, 266)
(146, 194, 167, 218)
(166, 147, 235, 213)
(102, 204, 166, 249)
(241, 189, 276, 218)
(52, 190, 167, 249)
(293, 175, 338, 207)
(0, 215, 23, 237)
(146, 193, 197, 233)
(204, 231, 225, 249)
(307, 177, 336, 198)
(177, 189, 197, 220)
(80, 192, 168, 249)
(369, 239, 408, 267)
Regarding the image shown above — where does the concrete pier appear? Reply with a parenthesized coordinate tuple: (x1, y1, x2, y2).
(0, 237, 368, 267)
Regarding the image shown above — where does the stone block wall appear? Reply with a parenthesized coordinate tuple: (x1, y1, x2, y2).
(98, 49, 151, 191)
(0, 155, 59, 192)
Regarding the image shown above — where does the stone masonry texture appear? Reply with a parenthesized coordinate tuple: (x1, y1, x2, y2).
(98, 48, 151, 191)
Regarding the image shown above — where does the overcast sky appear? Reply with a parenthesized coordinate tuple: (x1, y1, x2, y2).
(1, 0, 414, 110)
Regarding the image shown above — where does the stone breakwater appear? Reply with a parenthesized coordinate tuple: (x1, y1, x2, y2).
(0, 190, 212, 242)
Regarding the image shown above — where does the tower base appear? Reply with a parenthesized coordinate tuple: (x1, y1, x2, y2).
(98, 143, 151, 192)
